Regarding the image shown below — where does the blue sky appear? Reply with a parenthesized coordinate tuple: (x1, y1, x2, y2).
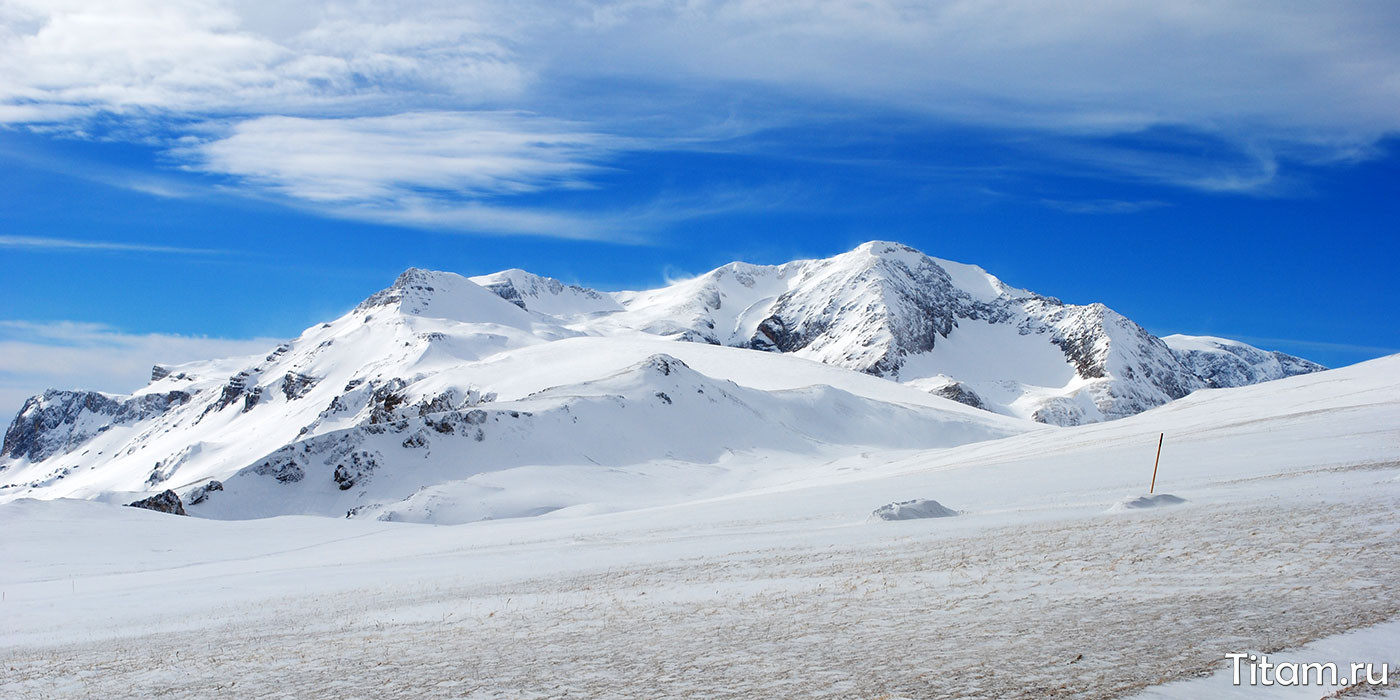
(2, 1, 1399, 414)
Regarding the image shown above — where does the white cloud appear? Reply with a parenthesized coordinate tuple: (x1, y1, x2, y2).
(0, 0, 525, 119)
(189, 111, 626, 202)
(0, 320, 279, 420)
(179, 111, 661, 237)
(177, 111, 785, 237)
(559, 1, 1400, 139)
(546, 1, 1400, 190)
(5, 2, 1398, 143)
(2, 0, 1398, 227)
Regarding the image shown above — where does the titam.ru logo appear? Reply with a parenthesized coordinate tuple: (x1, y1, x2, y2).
(1227, 653, 1390, 687)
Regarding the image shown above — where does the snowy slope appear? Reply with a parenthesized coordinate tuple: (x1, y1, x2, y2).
(193, 353, 1017, 523)
(2, 354, 1395, 698)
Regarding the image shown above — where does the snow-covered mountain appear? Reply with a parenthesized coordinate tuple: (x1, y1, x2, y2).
(0, 241, 1322, 522)
(1162, 334, 1325, 388)
(475, 241, 1323, 425)
(0, 263, 1024, 523)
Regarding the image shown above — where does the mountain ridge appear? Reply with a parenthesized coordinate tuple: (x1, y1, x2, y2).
(471, 240, 1323, 425)
(0, 241, 1324, 522)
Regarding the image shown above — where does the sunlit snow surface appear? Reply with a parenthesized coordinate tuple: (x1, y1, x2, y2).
(2, 355, 1397, 698)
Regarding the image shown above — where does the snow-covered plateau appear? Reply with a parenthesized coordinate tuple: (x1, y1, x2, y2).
(2, 241, 1394, 698)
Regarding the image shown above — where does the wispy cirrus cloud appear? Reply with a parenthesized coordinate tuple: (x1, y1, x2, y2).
(543, 1, 1400, 162)
(0, 235, 230, 255)
(1036, 199, 1169, 215)
(1026, 136, 1289, 194)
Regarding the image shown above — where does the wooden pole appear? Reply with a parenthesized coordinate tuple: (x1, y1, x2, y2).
(1149, 433, 1164, 493)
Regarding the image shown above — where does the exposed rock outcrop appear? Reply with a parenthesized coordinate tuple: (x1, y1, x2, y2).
(186, 480, 223, 505)
(930, 381, 989, 411)
(126, 489, 187, 516)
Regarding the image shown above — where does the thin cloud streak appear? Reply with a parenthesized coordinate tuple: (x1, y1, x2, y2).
(1037, 198, 1170, 215)
(1025, 137, 1289, 194)
(1230, 335, 1400, 359)
(0, 235, 231, 255)
(281, 182, 796, 242)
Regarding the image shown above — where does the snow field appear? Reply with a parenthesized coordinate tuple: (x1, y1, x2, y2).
(2, 354, 1396, 698)
(3, 470, 1398, 698)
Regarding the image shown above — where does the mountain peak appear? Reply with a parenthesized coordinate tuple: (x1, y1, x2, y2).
(355, 267, 536, 325)
(470, 268, 621, 318)
(852, 240, 923, 258)
(639, 353, 691, 376)
(388, 267, 466, 293)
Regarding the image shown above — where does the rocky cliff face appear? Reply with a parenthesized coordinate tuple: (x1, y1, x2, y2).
(2, 390, 191, 463)
(739, 243, 981, 375)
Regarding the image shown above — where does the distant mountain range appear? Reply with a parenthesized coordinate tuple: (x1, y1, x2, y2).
(0, 241, 1322, 522)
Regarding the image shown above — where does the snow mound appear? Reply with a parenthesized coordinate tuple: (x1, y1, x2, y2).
(869, 498, 958, 521)
(1109, 494, 1186, 512)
